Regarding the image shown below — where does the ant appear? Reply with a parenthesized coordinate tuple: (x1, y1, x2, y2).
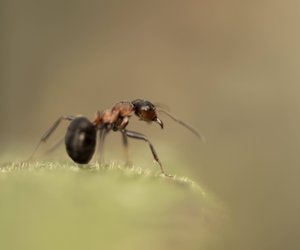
(30, 99, 204, 177)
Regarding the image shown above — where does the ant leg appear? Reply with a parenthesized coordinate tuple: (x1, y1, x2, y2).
(122, 133, 131, 166)
(44, 137, 65, 155)
(96, 128, 109, 164)
(121, 130, 172, 177)
(29, 115, 74, 160)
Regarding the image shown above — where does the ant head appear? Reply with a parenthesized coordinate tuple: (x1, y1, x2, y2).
(132, 99, 164, 129)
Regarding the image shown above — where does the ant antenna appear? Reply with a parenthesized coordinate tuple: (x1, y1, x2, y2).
(157, 108, 206, 142)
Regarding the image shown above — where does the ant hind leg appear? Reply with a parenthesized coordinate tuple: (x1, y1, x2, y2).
(28, 115, 74, 161)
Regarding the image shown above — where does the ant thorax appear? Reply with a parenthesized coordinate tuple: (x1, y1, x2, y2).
(95, 101, 134, 128)
(111, 101, 134, 117)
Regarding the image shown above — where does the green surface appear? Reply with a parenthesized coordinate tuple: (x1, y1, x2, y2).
(0, 161, 226, 250)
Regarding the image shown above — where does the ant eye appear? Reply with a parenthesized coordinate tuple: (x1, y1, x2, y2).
(141, 105, 150, 111)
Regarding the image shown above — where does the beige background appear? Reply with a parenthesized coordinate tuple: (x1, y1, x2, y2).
(1, 1, 300, 249)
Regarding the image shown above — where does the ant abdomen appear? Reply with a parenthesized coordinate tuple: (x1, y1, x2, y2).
(65, 117, 97, 164)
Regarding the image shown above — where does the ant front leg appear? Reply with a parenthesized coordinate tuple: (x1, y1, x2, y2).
(120, 129, 172, 177)
(29, 115, 75, 160)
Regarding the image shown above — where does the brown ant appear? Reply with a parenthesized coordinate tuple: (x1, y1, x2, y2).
(30, 99, 204, 177)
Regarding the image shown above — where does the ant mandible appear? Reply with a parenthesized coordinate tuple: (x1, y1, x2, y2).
(30, 99, 204, 177)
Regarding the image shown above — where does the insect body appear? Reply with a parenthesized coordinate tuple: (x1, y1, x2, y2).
(30, 99, 203, 176)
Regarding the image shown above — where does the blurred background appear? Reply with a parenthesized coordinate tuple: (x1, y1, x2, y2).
(1, 0, 300, 249)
